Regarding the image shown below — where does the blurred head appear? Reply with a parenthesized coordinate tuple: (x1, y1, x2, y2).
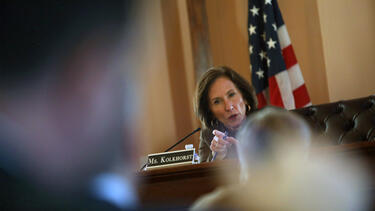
(236, 107, 312, 180)
(195, 66, 257, 130)
(235, 116, 370, 211)
(0, 0, 138, 192)
(194, 107, 370, 211)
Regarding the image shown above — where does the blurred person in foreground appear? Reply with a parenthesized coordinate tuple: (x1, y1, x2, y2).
(0, 1, 140, 210)
(194, 66, 257, 162)
(191, 107, 370, 211)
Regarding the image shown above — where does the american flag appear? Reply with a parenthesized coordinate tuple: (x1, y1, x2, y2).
(248, 0, 311, 109)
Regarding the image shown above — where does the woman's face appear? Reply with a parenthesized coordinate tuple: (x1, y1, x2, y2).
(208, 76, 247, 130)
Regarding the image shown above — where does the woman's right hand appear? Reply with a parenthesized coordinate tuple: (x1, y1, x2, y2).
(210, 130, 238, 160)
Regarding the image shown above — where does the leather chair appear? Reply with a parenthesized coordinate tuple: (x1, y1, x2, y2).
(292, 95, 375, 146)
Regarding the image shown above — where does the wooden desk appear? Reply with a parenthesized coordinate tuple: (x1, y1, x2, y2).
(138, 142, 375, 206)
(137, 159, 239, 205)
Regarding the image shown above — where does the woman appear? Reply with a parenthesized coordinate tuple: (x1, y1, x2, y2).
(194, 66, 257, 162)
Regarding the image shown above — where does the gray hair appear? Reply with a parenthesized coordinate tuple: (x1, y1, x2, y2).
(236, 107, 312, 181)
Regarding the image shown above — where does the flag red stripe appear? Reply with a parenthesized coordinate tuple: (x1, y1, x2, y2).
(268, 76, 284, 108)
(282, 45, 297, 70)
(293, 84, 311, 108)
(256, 93, 267, 109)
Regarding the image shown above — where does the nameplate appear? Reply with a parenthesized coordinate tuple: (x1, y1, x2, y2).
(146, 149, 195, 170)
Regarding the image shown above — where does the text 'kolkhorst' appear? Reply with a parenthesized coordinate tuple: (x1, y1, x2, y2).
(148, 154, 194, 165)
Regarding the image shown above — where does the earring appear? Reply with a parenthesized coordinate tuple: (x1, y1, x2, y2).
(246, 104, 251, 112)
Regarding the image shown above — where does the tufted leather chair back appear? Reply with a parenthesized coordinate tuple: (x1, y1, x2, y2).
(292, 95, 375, 145)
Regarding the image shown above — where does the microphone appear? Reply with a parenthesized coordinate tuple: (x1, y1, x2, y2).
(140, 127, 201, 171)
(164, 127, 201, 152)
